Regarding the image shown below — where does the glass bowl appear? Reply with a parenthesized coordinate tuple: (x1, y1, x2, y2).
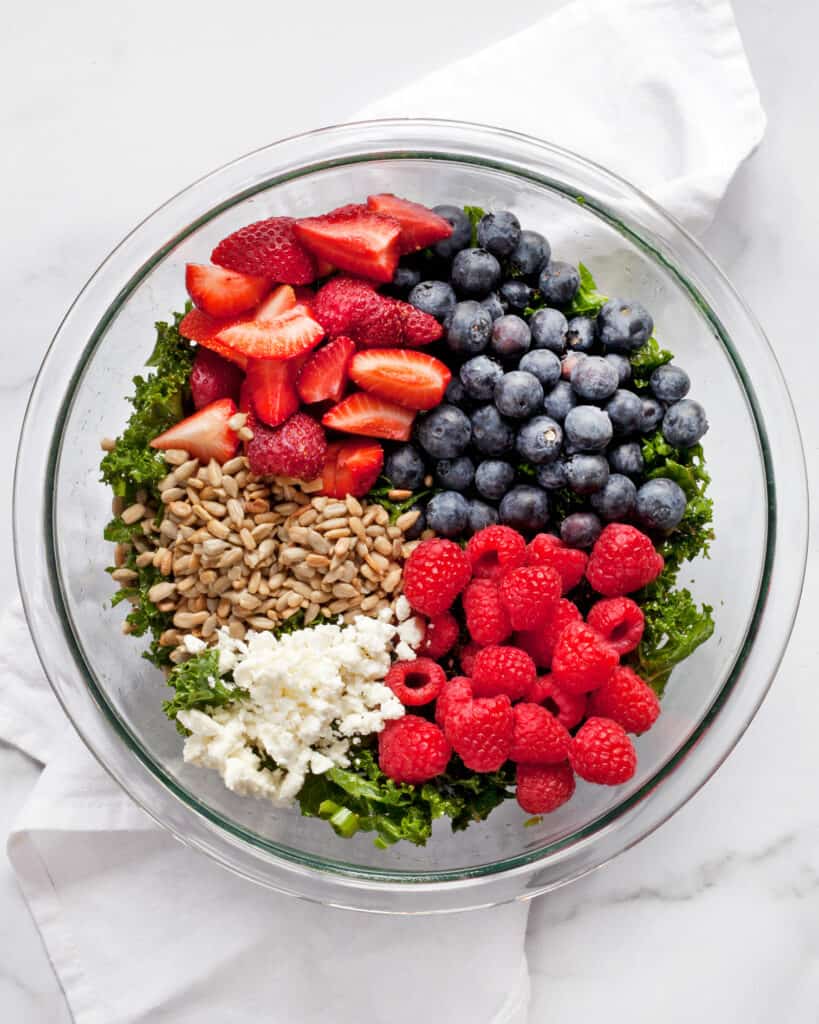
(14, 119, 808, 914)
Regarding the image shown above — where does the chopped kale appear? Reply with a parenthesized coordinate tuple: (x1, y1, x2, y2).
(463, 205, 486, 247)
(630, 337, 673, 389)
(163, 648, 247, 733)
(566, 262, 608, 317)
(366, 477, 432, 523)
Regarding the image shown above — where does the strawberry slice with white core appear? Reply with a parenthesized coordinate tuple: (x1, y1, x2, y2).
(245, 359, 300, 427)
(185, 264, 270, 318)
(178, 309, 250, 369)
(255, 284, 296, 321)
(349, 349, 451, 411)
(320, 440, 384, 497)
(215, 304, 324, 361)
(297, 336, 356, 404)
(150, 397, 240, 464)
(322, 392, 415, 441)
(366, 194, 453, 253)
(294, 204, 401, 283)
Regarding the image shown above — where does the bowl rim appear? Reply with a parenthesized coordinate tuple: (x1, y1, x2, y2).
(14, 117, 809, 912)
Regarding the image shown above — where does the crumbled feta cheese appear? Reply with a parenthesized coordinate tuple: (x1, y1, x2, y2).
(396, 615, 425, 658)
(394, 595, 412, 622)
(182, 634, 207, 655)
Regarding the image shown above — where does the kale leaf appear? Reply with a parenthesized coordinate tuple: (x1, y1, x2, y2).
(366, 477, 432, 524)
(566, 262, 608, 317)
(630, 337, 673, 389)
(163, 648, 247, 732)
(463, 205, 486, 247)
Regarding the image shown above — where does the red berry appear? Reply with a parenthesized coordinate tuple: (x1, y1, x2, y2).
(378, 715, 451, 784)
(244, 357, 300, 427)
(255, 284, 297, 320)
(472, 645, 536, 701)
(397, 301, 444, 347)
(246, 411, 327, 480)
(509, 703, 571, 764)
(466, 525, 527, 581)
(212, 216, 316, 284)
(216, 305, 324, 362)
(296, 336, 356, 404)
(312, 277, 394, 341)
(434, 676, 472, 729)
(586, 524, 664, 596)
(185, 263, 270, 318)
(588, 666, 660, 735)
(385, 658, 446, 707)
(418, 611, 460, 660)
(499, 565, 561, 630)
(445, 695, 514, 772)
(527, 533, 588, 594)
(150, 398, 239, 465)
(515, 762, 575, 814)
(569, 717, 637, 785)
(366, 194, 454, 253)
(458, 642, 481, 677)
(551, 622, 619, 695)
(319, 440, 384, 498)
(514, 598, 583, 669)
(403, 539, 471, 617)
(322, 392, 416, 442)
(295, 205, 401, 283)
(190, 346, 244, 409)
(586, 597, 645, 656)
(462, 580, 512, 646)
(349, 349, 451, 411)
(527, 675, 587, 730)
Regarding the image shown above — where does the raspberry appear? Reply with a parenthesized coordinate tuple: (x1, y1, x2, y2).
(515, 762, 575, 814)
(385, 658, 446, 707)
(527, 675, 587, 730)
(586, 597, 645, 656)
(514, 598, 582, 669)
(378, 715, 451, 784)
(569, 717, 637, 785)
(588, 666, 660, 735)
(472, 645, 536, 701)
(444, 695, 514, 772)
(211, 216, 316, 284)
(246, 412, 327, 479)
(403, 539, 471, 616)
(462, 580, 511, 646)
(551, 622, 619, 695)
(586, 524, 664, 596)
(527, 533, 588, 594)
(434, 675, 472, 729)
(499, 565, 561, 630)
(458, 641, 481, 677)
(417, 611, 460, 660)
(509, 703, 571, 764)
(466, 525, 527, 581)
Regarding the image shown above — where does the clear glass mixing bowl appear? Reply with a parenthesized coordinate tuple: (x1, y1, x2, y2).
(14, 119, 808, 913)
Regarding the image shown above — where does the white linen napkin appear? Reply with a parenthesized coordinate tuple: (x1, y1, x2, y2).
(3, 1, 764, 1021)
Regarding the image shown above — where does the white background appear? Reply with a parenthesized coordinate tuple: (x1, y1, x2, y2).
(2, 1, 818, 1019)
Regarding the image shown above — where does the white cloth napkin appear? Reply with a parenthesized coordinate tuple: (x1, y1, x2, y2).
(3, 1, 764, 1021)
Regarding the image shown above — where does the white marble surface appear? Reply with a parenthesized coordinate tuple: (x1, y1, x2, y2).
(2, 1, 818, 1020)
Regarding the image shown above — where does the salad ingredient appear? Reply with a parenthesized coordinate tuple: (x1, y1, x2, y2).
(246, 411, 327, 479)
(294, 205, 401, 283)
(463, 579, 512, 646)
(150, 397, 240, 464)
(551, 622, 619, 694)
(590, 473, 638, 520)
(408, 280, 457, 321)
(526, 533, 587, 593)
(586, 597, 645, 656)
(349, 349, 451, 411)
(184, 263, 270, 318)
(538, 261, 581, 306)
(494, 370, 543, 419)
(244, 358, 300, 427)
(319, 439, 385, 498)
(378, 716, 452, 784)
(509, 703, 571, 764)
(526, 676, 587, 730)
(429, 204, 472, 258)
(472, 645, 536, 701)
(211, 216, 316, 284)
(588, 666, 661, 735)
(490, 314, 531, 359)
(514, 598, 584, 670)
(662, 398, 709, 448)
(466, 524, 527, 581)
(569, 717, 637, 785)
(498, 565, 561, 630)
(215, 304, 324, 361)
(635, 477, 687, 531)
(444, 695, 515, 773)
(162, 647, 246, 727)
(255, 284, 297, 320)
(424, 491, 469, 536)
(402, 538, 471, 617)
(416, 611, 459, 660)
(435, 456, 475, 492)
(597, 298, 654, 350)
(508, 228, 551, 278)
(417, 404, 472, 458)
(190, 347, 244, 410)
(477, 210, 521, 259)
(515, 761, 575, 814)
(451, 248, 502, 297)
(367, 194, 454, 253)
(586, 523, 665, 596)
(296, 336, 356, 404)
(560, 511, 602, 549)
(435, 676, 473, 729)
(385, 658, 445, 707)
(498, 485, 550, 531)
(322, 392, 415, 441)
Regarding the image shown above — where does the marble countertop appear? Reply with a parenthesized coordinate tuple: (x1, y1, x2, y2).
(2, 1, 817, 1020)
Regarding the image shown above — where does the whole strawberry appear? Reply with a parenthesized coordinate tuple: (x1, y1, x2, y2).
(551, 621, 619, 695)
(212, 216, 316, 284)
(434, 676, 472, 730)
(246, 412, 327, 480)
(588, 666, 660, 735)
(514, 598, 583, 669)
(403, 539, 471, 616)
(466, 525, 527, 580)
(515, 762, 575, 814)
(586, 597, 645, 656)
(527, 675, 587, 730)
(444, 695, 514, 772)
(379, 715, 452, 784)
(472, 645, 536, 701)
(508, 703, 571, 764)
(499, 565, 561, 630)
(586, 523, 664, 596)
(190, 346, 244, 409)
(569, 716, 637, 785)
(462, 579, 512, 646)
(526, 533, 588, 594)
(417, 611, 460, 660)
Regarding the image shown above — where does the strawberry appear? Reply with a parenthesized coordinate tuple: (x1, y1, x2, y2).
(178, 309, 250, 369)
(348, 349, 451, 411)
(190, 347, 244, 409)
(312, 276, 402, 347)
(396, 301, 444, 347)
(245, 359, 300, 427)
(211, 216, 315, 284)
(150, 397, 239, 464)
(255, 284, 296, 320)
(294, 204, 401, 283)
(322, 393, 415, 441)
(185, 264, 270, 318)
(366, 194, 453, 253)
(247, 412, 327, 479)
(296, 336, 355, 404)
(320, 440, 384, 497)
(216, 304, 324, 361)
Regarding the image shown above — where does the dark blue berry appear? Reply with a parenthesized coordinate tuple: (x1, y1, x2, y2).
(384, 445, 425, 490)
(417, 404, 472, 459)
(467, 499, 499, 532)
(560, 511, 602, 549)
(460, 355, 504, 400)
(499, 485, 550, 531)
(509, 230, 551, 279)
(598, 299, 653, 350)
(538, 261, 580, 306)
(391, 265, 421, 293)
(564, 406, 613, 451)
(566, 316, 596, 352)
(639, 397, 665, 434)
(451, 248, 501, 296)
(561, 351, 587, 380)
(565, 454, 609, 495)
(591, 474, 637, 520)
(480, 292, 505, 321)
(605, 353, 631, 385)
(635, 477, 687, 530)
(662, 399, 708, 447)
(470, 405, 515, 456)
(491, 314, 531, 359)
(542, 381, 577, 422)
(477, 211, 521, 258)
(444, 376, 471, 409)
(571, 355, 619, 401)
(445, 300, 493, 355)
(605, 389, 643, 434)
(409, 280, 456, 321)
(518, 349, 561, 390)
(499, 279, 533, 312)
(494, 371, 544, 419)
(608, 442, 644, 477)
(516, 416, 563, 464)
(431, 205, 472, 259)
(529, 308, 568, 353)
(475, 459, 515, 501)
(536, 460, 568, 490)
(426, 491, 470, 537)
(650, 363, 691, 402)
(435, 456, 474, 491)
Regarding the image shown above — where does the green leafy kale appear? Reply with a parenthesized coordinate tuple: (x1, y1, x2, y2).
(630, 337, 673, 389)
(463, 205, 486, 247)
(107, 546, 174, 668)
(366, 477, 433, 524)
(162, 648, 247, 732)
(566, 262, 608, 317)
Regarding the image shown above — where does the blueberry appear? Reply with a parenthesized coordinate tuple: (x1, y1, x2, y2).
(470, 405, 516, 455)
(605, 353, 632, 385)
(391, 265, 421, 293)
(446, 301, 493, 355)
(451, 248, 501, 296)
(384, 444, 425, 490)
(499, 279, 533, 312)
(444, 376, 471, 409)
(565, 454, 609, 495)
(460, 355, 504, 400)
(564, 406, 613, 451)
(475, 459, 515, 501)
(635, 477, 687, 530)
(591, 474, 637, 520)
(640, 397, 665, 434)
(467, 499, 499, 532)
(491, 314, 531, 359)
(650, 363, 691, 403)
(431, 205, 472, 260)
(516, 416, 563, 464)
(608, 442, 644, 477)
(417, 404, 472, 459)
(518, 349, 561, 390)
(571, 355, 619, 401)
(560, 512, 602, 549)
(426, 491, 470, 537)
(477, 211, 521, 258)
(598, 299, 653, 351)
(662, 399, 709, 447)
(509, 230, 551, 279)
(566, 316, 596, 352)
(561, 351, 587, 380)
(605, 389, 643, 434)
(404, 507, 427, 540)
(542, 381, 577, 422)
(499, 485, 550, 532)
(435, 456, 475, 492)
(494, 371, 544, 419)
(538, 261, 580, 306)
(480, 292, 506, 321)
(536, 460, 568, 490)
(409, 280, 457, 321)
(529, 307, 568, 353)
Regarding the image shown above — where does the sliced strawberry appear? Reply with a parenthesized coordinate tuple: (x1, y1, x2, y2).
(349, 349, 451, 411)
(396, 301, 444, 347)
(212, 217, 315, 284)
(150, 398, 239, 464)
(190, 347, 244, 409)
(245, 359, 300, 427)
(294, 205, 401, 283)
(178, 309, 248, 369)
(215, 304, 324, 361)
(366, 194, 453, 253)
(255, 284, 296, 321)
(185, 264, 269, 318)
(320, 440, 384, 497)
(296, 336, 355, 404)
(322, 392, 415, 441)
